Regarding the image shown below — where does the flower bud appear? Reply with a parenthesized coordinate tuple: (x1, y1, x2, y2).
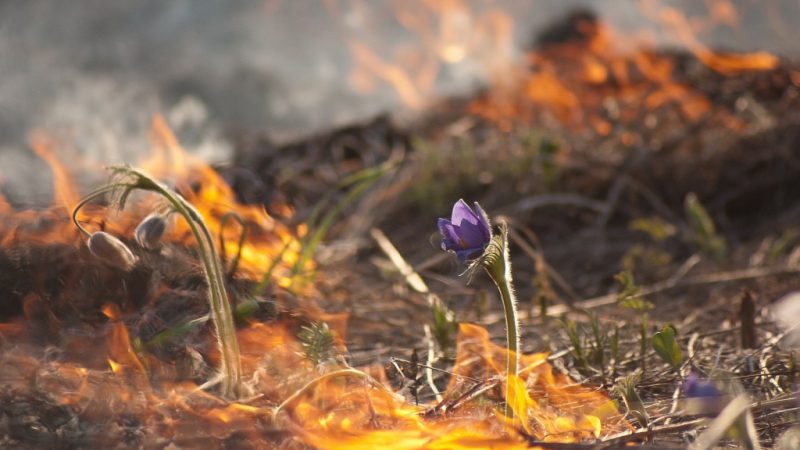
(134, 213, 167, 250)
(87, 231, 137, 271)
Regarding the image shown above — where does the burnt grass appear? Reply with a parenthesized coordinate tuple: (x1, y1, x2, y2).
(2, 53, 800, 448)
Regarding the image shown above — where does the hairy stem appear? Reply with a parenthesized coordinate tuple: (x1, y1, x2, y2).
(74, 169, 244, 398)
(141, 173, 243, 398)
(71, 183, 133, 237)
(483, 223, 520, 419)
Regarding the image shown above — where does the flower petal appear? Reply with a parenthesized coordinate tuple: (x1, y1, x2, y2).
(455, 248, 482, 263)
(451, 199, 480, 227)
(472, 202, 492, 241)
(684, 374, 722, 398)
(437, 218, 460, 251)
(456, 220, 490, 249)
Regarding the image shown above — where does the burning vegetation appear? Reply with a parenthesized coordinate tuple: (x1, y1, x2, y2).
(1, 1, 800, 449)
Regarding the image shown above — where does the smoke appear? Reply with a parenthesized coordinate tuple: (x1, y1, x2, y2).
(0, 0, 797, 204)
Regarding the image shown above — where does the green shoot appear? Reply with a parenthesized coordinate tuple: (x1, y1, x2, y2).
(291, 162, 392, 279)
(560, 318, 589, 371)
(616, 271, 653, 372)
(588, 312, 606, 378)
(629, 216, 677, 242)
(684, 192, 726, 263)
(218, 212, 247, 278)
(652, 324, 683, 372)
(614, 372, 649, 428)
(610, 326, 620, 377)
(431, 297, 458, 357)
(298, 322, 337, 369)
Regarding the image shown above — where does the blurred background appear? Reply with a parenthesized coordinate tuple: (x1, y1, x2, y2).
(1, 0, 798, 203)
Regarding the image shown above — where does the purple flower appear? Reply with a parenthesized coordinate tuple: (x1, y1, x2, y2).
(438, 199, 491, 263)
(682, 373, 726, 416)
(683, 374, 723, 399)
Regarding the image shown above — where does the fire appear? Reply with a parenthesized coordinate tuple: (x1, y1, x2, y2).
(466, 11, 729, 132)
(342, 0, 515, 111)
(103, 303, 148, 376)
(140, 115, 306, 284)
(645, 1, 779, 75)
(269, 323, 628, 449)
(0, 116, 630, 446)
(334, 0, 782, 133)
(1, 116, 305, 288)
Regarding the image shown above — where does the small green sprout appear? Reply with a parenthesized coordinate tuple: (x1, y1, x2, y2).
(298, 322, 337, 369)
(560, 318, 589, 371)
(431, 296, 458, 356)
(652, 324, 683, 371)
(629, 216, 677, 242)
(684, 192, 726, 263)
(614, 372, 649, 428)
(616, 271, 653, 372)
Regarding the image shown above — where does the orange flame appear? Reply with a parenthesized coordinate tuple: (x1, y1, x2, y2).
(140, 115, 305, 284)
(277, 323, 627, 448)
(102, 303, 148, 376)
(29, 132, 82, 210)
(653, 4, 778, 74)
(0, 124, 627, 446)
(342, 0, 515, 110)
(337, 0, 781, 132)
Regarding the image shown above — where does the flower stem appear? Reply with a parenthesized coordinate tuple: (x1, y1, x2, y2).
(138, 172, 244, 399)
(482, 223, 520, 418)
(74, 168, 244, 399)
(71, 183, 133, 237)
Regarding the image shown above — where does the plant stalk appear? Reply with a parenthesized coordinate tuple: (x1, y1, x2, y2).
(74, 168, 244, 398)
(140, 173, 244, 398)
(483, 224, 520, 419)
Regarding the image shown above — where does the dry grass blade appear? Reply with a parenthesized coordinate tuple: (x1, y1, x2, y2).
(690, 394, 760, 450)
(371, 227, 445, 401)
(546, 264, 800, 316)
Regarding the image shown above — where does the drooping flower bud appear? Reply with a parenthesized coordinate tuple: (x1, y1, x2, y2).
(134, 213, 167, 250)
(87, 231, 137, 271)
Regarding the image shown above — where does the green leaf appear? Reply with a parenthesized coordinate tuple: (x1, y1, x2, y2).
(431, 296, 457, 354)
(629, 216, 677, 241)
(291, 161, 393, 277)
(613, 372, 649, 428)
(298, 322, 337, 368)
(684, 193, 727, 262)
(615, 271, 654, 312)
(652, 325, 683, 370)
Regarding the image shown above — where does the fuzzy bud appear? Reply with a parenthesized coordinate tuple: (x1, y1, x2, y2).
(87, 231, 137, 271)
(135, 213, 167, 250)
